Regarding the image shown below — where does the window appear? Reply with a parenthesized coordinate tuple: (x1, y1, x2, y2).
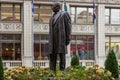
(0, 34, 21, 60)
(34, 5, 52, 23)
(105, 9, 110, 24)
(70, 35, 94, 60)
(105, 36, 120, 59)
(70, 7, 93, 24)
(34, 34, 49, 60)
(105, 8, 120, 24)
(0, 3, 21, 21)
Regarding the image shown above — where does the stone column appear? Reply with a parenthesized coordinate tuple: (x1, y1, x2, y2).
(22, 1, 34, 67)
(96, 4, 106, 67)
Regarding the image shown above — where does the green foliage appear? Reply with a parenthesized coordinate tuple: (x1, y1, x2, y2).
(4, 65, 115, 80)
(71, 55, 79, 67)
(105, 49, 119, 78)
(0, 55, 4, 80)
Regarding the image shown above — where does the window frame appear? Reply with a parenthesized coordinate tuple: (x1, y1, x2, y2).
(0, 3, 21, 22)
(105, 7, 120, 25)
(70, 6, 94, 25)
(34, 4, 52, 23)
(70, 35, 94, 60)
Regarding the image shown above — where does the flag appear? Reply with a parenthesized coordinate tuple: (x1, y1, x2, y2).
(93, 1, 96, 22)
(64, 0, 67, 11)
(32, 0, 34, 14)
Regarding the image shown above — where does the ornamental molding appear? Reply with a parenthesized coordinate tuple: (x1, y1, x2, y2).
(0, 23, 22, 33)
(100, 0, 120, 4)
(105, 26, 120, 33)
(72, 25, 94, 34)
(34, 23, 94, 34)
(34, 24, 49, 33)
(0, 0, 120, 4)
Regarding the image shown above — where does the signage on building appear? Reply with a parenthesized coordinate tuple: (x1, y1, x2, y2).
(0, 23, 22, 33)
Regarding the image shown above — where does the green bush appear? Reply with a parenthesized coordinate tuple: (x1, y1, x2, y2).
(105, 49, 119, 78)
(0, 55, 4, 80)
(4, 66, 115, 80)
(71, 55, 79, 67)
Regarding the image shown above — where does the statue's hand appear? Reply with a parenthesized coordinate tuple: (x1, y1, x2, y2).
(66, 41, 70, 46)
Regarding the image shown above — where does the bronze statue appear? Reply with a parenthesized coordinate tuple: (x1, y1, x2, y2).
(48, 2, 72, 72)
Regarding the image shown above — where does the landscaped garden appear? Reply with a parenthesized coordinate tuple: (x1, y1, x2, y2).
(1, 50, 119, 80)
(4, 65, 115, 80)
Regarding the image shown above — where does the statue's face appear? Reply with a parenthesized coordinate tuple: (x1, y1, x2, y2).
(51, 3, 60, 13)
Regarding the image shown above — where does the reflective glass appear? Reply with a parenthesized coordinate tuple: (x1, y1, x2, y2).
(34, 34, 49, 60)
(1, 3, 21, 21)
(88, 8, 93, 23)
(70, 35, 94, 60)
(105, 8, 110, 24)
(111, 9, 120, 24)
(105, 42, 120, 59)
(0, 35, 21, 60)
(1, 34, 14, 40)
(34, 5, 39, 21)
(70, 7, 75, 23)
(1, 4, 13, 21)
(39, 5, 52, 23)
(76, 8, 87, 24)
(15, 4, 20, 21)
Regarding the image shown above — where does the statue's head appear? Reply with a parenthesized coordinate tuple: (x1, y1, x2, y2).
(51, 2, 61, 13)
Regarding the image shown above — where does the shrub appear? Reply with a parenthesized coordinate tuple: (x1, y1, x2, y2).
(0, 55, 4, 80)
(105, 49, 119, 78)
(4, 65, 115, 80)
(71, 55, 79, 67)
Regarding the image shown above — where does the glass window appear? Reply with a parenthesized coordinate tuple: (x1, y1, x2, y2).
(70, 7, 75, 23)
(105, 8, 120, 24)
(70, 35, 94, 60)
(1, 34, 14, 41)
(76, 8, 87, 24)
(34, 34, 49, 60)
(88, 8, 93, 24)
(111, 9, 120, 24)
(105, 9, 110, 24)
(14, 4, 20, 21)
(1, 3, 21, 21)
(0, 34, 21, 60)
(70, 6, 94, 24)
(34, 5, 39, 21)
(105, 36, 120, 59)
(33, 5, 52, 23)
(1, 4, 13, 21)
(39, 5, 52, 23)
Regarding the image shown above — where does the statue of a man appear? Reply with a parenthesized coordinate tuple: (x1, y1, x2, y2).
(48, 2, 72, 72)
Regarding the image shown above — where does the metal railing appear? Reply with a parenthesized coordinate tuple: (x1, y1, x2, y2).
(3, 60, 95, 68)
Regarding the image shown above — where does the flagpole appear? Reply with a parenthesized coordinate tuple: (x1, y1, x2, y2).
(93, 0, 97, 64)
(32, 0, 34, 66)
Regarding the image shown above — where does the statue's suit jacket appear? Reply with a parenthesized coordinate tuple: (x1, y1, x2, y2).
(48, 11, 72, 55)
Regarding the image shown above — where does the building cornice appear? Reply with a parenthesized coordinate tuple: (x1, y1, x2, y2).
(0, 0, 120, 5)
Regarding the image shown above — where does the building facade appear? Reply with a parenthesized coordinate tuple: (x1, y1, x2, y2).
(0, 0, 120, 68)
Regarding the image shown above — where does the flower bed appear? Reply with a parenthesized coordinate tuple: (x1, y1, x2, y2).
(4, 65, 115, 80)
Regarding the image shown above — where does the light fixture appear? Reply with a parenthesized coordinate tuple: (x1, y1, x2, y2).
(12, 48, 15, 51)
(5, 48, 8, 51)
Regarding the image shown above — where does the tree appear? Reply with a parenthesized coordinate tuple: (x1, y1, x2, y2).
(71, 55, 79, 67)
(0, 55, 4, 80)
(105, 50, 119, 78)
